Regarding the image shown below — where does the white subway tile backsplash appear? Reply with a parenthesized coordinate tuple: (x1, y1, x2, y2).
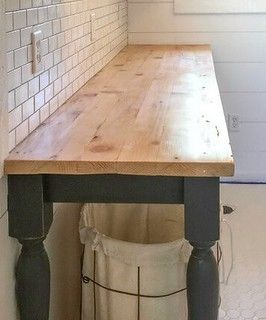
(6, 0, 128, 149)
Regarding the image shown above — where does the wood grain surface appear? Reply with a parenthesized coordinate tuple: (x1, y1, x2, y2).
(5, 45, 234, 177)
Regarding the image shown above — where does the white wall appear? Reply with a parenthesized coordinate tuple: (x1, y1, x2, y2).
(128, 1, 266, 182)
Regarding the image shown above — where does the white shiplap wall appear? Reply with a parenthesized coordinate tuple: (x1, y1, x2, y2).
(128, 1, 266, 182)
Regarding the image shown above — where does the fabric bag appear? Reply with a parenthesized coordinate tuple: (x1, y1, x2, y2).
(79, 203, 190, 320)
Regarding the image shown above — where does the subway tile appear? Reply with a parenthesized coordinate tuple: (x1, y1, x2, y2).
(27, 8, 38, 26)
(5, 0, 20, 12)
(38, 7, 48, 24)
(28, 76, 40, 97)
(21, 26, 33, 46)
(22, 97, 34, 120)
(6, 52, 15, 72)
(32, 0, 42, 8)
(29, 110, 40, 132)
(6, 0, 128, 152)
(9, 106, 22, 131)
(20, 0, 32, 10)
(49, 95, 59, 114)
(21, 62, 33, 83)
(34, 90, 45, 110)
(40, 71, 50, 90)
(5, 13, 14, 32)
(6, 30, 20, 51)
(45, 83, 54, 102)
(14, 46, 28, 67)
(15, 82, 28, 106)
(8, 68, 21, 91)
(8, 130, 16, 152)
(47, 6, 57, 21)
(40, 103, 50, 122)
(13, 10, 27, 30)
(15, 119, 29, 144)
(8, 91, 16, 112)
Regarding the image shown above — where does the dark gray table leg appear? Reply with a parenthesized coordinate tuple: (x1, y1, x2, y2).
(184, 178, 220, 320)
(8, 175, 53, 320)
(16, 238, 51, 320)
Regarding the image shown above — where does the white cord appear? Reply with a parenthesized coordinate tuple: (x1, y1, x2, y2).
(220, 217, 234, 285)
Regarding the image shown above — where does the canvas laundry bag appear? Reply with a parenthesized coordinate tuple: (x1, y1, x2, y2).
(79, 203, 190, 320)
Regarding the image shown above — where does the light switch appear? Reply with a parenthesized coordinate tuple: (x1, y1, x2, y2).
(32, 30, 43, 74)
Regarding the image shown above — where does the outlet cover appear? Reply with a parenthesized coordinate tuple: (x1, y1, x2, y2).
(228, 114, 240, 132)
(32, 30, 43, 74)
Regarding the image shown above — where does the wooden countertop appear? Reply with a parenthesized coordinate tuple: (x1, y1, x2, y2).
(5, 45, 234, 177)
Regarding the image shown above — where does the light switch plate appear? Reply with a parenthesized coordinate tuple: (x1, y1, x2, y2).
(32, 30, 43, 74)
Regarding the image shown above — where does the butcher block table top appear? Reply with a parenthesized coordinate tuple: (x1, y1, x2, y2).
(5, 45, 234, 177)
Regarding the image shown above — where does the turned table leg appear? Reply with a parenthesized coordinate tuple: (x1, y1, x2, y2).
(8, 175, 53, 320)
(187, 241, 219, 320)
(185, 178, 220, 320)
(16, 239, 50, 320)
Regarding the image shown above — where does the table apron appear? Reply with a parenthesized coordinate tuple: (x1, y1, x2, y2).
(44, 174, 185, 204)
(7, 174, 220, 243)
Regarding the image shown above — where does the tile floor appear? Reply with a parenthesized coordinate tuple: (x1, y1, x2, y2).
(219, 184, 266, 320)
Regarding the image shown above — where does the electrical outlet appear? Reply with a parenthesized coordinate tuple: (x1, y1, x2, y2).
(90, 12, 96, 42)
(32, 30, 43, 74)
(228, 114, 240, 132)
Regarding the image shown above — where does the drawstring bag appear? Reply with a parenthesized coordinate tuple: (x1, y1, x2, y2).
(79, 204, 190, 320)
